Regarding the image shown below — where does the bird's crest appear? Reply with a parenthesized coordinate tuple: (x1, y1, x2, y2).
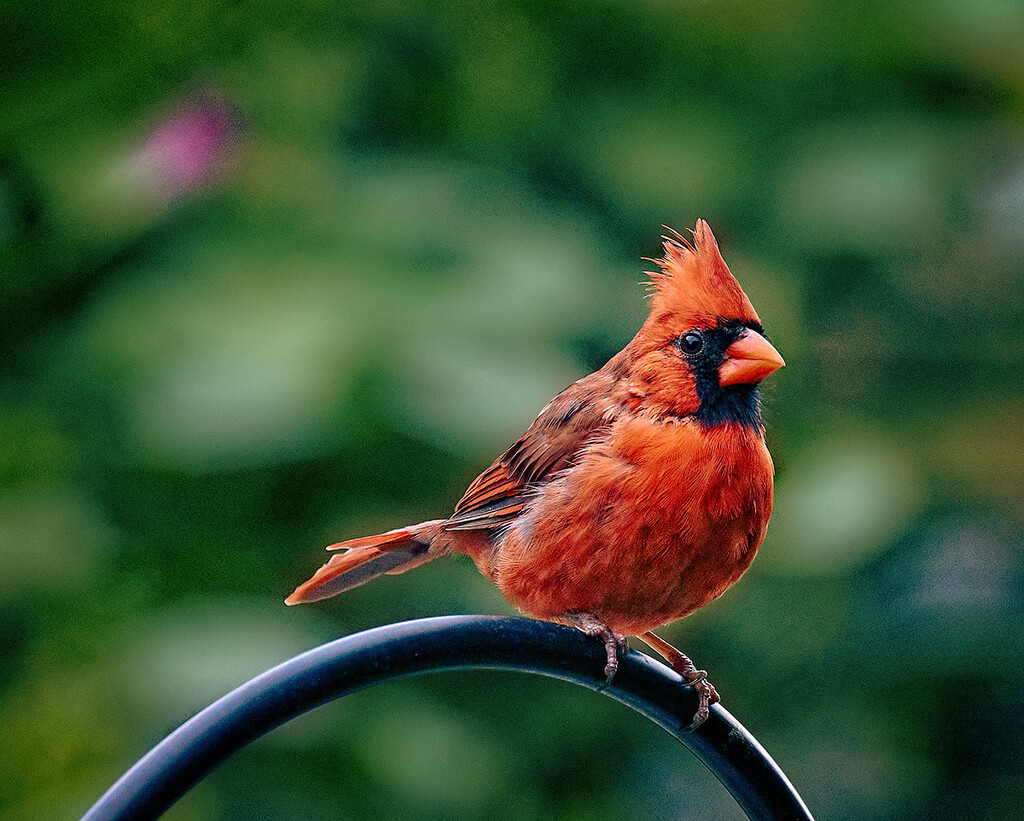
(645, 220, 759, 327)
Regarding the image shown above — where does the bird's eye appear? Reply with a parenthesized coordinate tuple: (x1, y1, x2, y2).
(679, 332, 704, 355)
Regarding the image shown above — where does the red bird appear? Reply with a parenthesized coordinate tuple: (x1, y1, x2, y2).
(287, 220, 784, 727)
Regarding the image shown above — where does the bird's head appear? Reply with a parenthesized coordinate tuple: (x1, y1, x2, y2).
(630, 220, 784, 429)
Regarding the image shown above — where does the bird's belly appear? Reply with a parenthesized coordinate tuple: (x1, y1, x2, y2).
(496, 510, 762, 635)
(491, 422, 772, 635)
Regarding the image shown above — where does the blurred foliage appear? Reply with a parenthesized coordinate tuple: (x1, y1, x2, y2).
(2, 0, 1023, 819)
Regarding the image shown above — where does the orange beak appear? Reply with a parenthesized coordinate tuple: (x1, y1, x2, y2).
(718, 329, 785, 387)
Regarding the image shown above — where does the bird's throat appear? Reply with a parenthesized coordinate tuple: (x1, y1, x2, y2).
(693, 382, 763, 431)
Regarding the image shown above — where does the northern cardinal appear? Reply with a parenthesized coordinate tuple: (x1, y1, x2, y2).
(287, 220, 784, 727)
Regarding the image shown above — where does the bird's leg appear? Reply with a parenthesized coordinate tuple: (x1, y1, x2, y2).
(567, 612, 630, 683)
(637, 630, 719, 730)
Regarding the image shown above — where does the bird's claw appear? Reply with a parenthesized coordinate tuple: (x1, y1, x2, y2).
(601, 631, 631, 682)
(681, 668, 720, 731)
(569, 613, 629, 683)
(635, 631, 721, 730)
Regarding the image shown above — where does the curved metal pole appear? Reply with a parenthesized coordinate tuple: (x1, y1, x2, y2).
(80, 615, 814, 821)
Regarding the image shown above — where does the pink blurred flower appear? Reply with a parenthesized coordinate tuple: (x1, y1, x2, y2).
(139, 95, 240, 199)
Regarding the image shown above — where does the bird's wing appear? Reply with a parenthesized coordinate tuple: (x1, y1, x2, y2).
(445, 371, 625, 531)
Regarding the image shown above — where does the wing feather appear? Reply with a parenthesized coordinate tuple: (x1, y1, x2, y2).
(445, 368, 626, 532)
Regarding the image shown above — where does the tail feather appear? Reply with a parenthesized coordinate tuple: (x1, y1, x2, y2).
(285, 520, 445, 605)
(325, 526, 425, 551)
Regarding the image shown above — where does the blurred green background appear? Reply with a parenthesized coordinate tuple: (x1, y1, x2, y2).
(2, 1, 1023, 819)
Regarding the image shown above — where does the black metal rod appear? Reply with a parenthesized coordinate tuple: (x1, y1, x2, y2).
(80, 615, 814, 821)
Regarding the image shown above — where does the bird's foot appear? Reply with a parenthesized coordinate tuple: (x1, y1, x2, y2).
(568, 612, 629, 683)
(677, 667, 720, 731)
(636, 631, 720, 730)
